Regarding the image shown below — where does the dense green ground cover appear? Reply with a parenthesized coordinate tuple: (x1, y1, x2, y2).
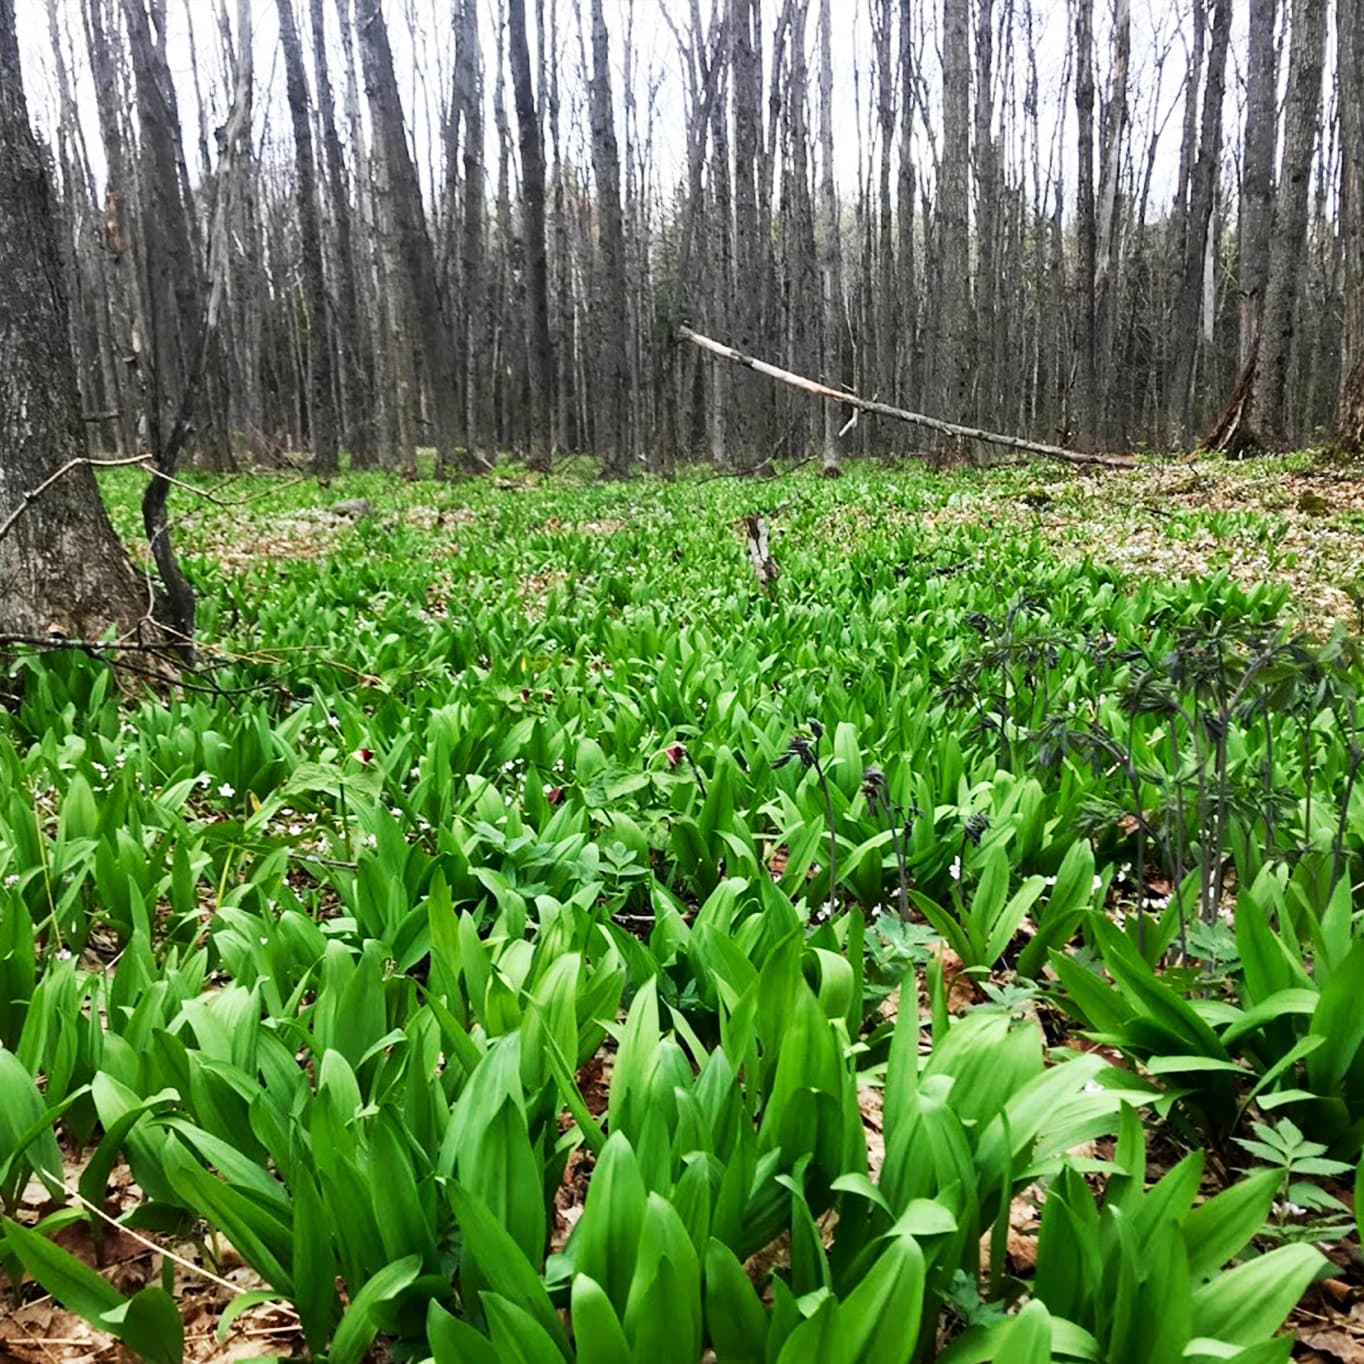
(4, 458, 1364, 1361)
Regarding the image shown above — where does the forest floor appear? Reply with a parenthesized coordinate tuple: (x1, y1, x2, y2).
(6, 448, 1364, 1363)
(167, 447, 1364, 638)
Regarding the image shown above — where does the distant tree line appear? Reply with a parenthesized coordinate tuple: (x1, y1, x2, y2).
(16, 0, 1364, 475)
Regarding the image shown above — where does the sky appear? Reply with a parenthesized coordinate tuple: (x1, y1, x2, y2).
(11, 0, 1245, 223)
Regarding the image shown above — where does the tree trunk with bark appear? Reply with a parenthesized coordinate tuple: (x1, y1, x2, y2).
(1338, 0, 1364, 453)
(1250, 0, 1326, 448)
(0, 0, 155, 644)
(588, 0, 631, 477)
(1072, 0, 1097, 448)
(1168, 0, 1230, 440)
(278, 0, 339, 476)
(508, 0, 554, 472)
(312, 0, 375, 467)
(355, 0, 470, 473)
(938, 0, 971, 429)
(817, 0, 842, 475)
(1239, 0, 1278, 370)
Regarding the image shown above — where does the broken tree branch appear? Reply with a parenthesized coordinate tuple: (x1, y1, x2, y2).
(678, 325, 1138, 470)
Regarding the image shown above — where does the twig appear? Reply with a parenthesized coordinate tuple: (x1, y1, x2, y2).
(678, 325, 1138, 470)
(33, 1164, 286, 1308)
(0, 456, 152, 545)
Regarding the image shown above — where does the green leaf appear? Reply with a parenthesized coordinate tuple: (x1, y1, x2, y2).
(0, 1049, 65, 1202)
(99, 1286, 184, 1364)
(1184, 1169, 1281, 1284)
(448, 1184, 570, 1358)
(839, 1228, 925, 1364)
(427, 1299, 500, 1364)
(328, 1254, 422, 1364)
(215, 1289, 281, 1343)
(291, 1166, 339, 1353)
(570, 1274, 633, 1364)
(483, 1292, 569, 1364)
(3, 1215, 124, 1323)
(1190, 1243, 1326, 1346)
(703, 1238, 768, 1364)
(574, 1132, 647, 1317)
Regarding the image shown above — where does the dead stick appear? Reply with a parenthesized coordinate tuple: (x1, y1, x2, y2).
(678, 325, 1137, 470)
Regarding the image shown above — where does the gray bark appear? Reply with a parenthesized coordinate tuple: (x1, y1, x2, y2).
(278, 0, 339, 475)
(588, 0, 631, 477)
(1238, 0, 1278, 370)
(0, 0, 152, 644)
(1252, 0, 1327, 446)
(508, 0, 554, 472)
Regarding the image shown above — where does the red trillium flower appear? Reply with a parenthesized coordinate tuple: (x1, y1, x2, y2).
(664, 744, 685, 769)
(353, 747, 374, 764)
(544, 786, 564, 805)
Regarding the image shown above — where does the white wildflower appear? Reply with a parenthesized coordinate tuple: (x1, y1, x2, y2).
(218, 782, 236, 798)
(949, 856, 962, 882)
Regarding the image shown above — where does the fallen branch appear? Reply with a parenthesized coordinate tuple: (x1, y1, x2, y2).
(679, 325, 1137, 470)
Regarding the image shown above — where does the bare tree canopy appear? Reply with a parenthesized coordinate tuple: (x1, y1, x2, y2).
(4, 0, 1360, 473)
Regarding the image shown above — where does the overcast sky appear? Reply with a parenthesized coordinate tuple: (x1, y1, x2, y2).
(13, 0, 1244, 220)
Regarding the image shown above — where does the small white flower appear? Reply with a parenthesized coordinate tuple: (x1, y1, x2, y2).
(543, 783, 555, 795)
(218, 782, 236, 798)
(1042, 875, 1058, 887)
(3, 873, 19, 888)
(91, 761, 108, 778)
(1092, 874, 1103, 891)
(949, 856, 962, 882)
(288, 823, 303, 836)
(196, 774, 211, 788)
(56, 948, 72, 962)
(409, 766, 421, 781)
(259, 936, 269, 946)
(365, 833, 377, 848)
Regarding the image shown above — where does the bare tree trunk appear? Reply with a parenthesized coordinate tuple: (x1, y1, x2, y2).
(588, 0, 630, 477)
(972, 0, 996, 429)
(872, 0, 896, 445)
(1239, 0, 1278, 370)
(312, 0, 374, 467)
(1072, 0, 1097, 448)
(508, 0, 554, 472)
(278, 0, 339, 476)
(1, 0, 157, 644)
(1250, 0, 1326, 448)
(356, 0, 471, 473)
(896, 0, 918, 412)
(1168, 0, 1230, 441)
(730, 0, 763, 469)
(1093, 0, 1128, 444)
(818, 0, 842, 475)
(938, 0, 971, 429)
(120, 0, 202, 463)
(452, 0, 487, 465)
(1337, 0, 1364, 453)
